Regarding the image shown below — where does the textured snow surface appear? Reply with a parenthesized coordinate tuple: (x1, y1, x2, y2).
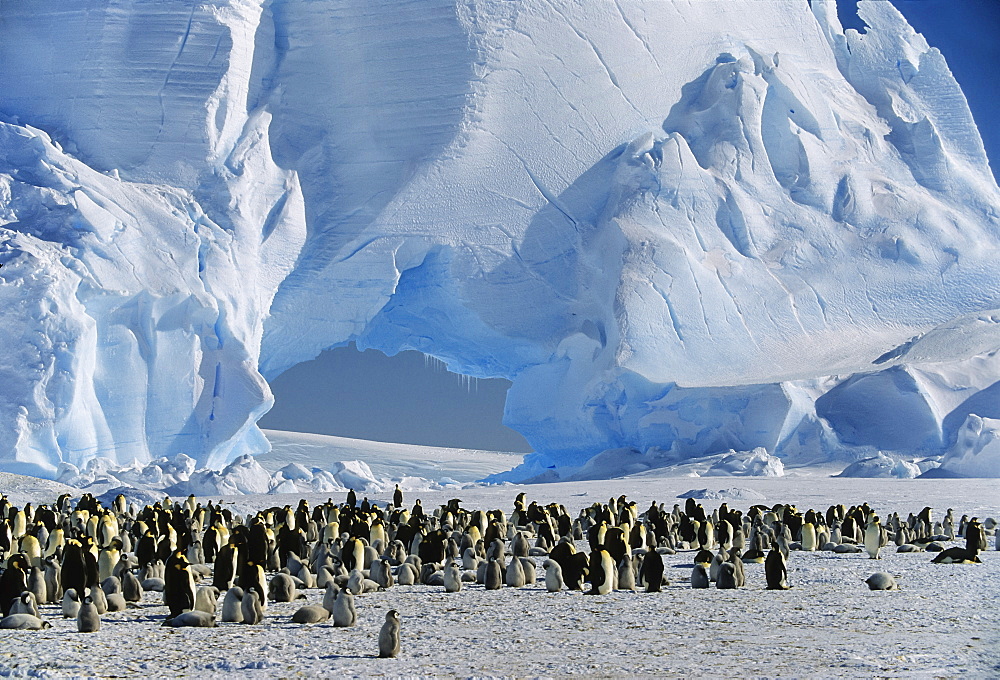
(2, 0, 1000, 477)
(0, 460, 997, 678)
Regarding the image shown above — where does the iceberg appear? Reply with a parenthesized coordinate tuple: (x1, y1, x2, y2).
(1, 0, 999, 479)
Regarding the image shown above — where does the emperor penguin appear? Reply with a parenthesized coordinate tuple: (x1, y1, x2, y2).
(292, 603, 331, 624)
(542, 559, 564, 592)
(639, 550, 665, 593)
(221, 587, 244, 623)
(505, 557, 526, 588)
(240, 588, 264, 625)
(587, 549, 615, 595)
(690, 563, 710, 589)
(800, 522, 818, 552)
(89, 585, 109, 615)
(864, 517, 888, 559)
(484, 558, 503, 590)
(269, 573, 299, 602)
(163, 610, 216, 627)
(966, 518, 987, 554)
(322, 582, 339, 614)
(617, 555, 636, 591)
(10, 592, 39, 618)
(77, 595, 101, 633)
(332, 589, 357, 627)
(378, 610, 401, 658)
(121, 570, 143, 603)
(716, 562, 739, 589)
(62, 589, 81, 618)
(865, 572, 899, 590)
(26, 567, 47, 605)
(163, 552, 196, 616)
(0, 613, 51, 630)
(518, 557, 537, 584)
(194, 585, 220, 616)
(443, 563, 462, 593)
(765, 549, 790, 590)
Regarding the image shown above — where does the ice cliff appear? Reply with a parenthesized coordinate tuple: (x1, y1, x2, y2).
(1, 0, 999, 479)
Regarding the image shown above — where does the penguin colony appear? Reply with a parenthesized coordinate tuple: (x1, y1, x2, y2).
(0, 488, 994, 654)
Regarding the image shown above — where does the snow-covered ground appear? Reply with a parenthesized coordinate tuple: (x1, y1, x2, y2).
(1, 432, 997, 678)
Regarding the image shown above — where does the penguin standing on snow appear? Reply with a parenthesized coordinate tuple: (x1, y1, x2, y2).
(586, 549, 615, 595)
(77, 595, 101, 633)
(163, 551, 196, 617)
(864, 517, 888, 559)
(765, 548, 790, 590)
(639, 549, 665, 593)
(0, 554, 28, 616)
(378, 609, 401, 658)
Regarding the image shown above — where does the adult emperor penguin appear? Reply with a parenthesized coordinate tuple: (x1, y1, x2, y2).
(587, 549, 615, 595)
(0, 553, 28, 616)
(639, 549, 665, 593)
(864, 517, 888, 559)
(378, 610, 401, 658)
(765, 549, 790, 590)
(800, 522, 818, 552)
(966, 518, 987, 554)
(164, 551, 196, 617)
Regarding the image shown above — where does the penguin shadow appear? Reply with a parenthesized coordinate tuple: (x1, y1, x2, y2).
(316, 653, 380, 661)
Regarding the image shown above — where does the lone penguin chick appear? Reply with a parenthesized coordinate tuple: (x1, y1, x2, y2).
(378, 609, 401, 658)
(865, 572, 899, 591)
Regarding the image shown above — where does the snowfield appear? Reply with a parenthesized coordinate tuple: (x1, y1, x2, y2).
(1, 436, 997, 679)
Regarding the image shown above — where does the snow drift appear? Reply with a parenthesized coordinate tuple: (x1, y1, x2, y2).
(1, 0, 999, 479)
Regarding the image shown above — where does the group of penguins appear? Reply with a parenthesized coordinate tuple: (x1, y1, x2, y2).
(0, 485, 994, 658)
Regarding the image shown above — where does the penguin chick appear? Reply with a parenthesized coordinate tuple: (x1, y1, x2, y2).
(221, 587, 244, 623)
(77, 596, 101, 633)
(240, 588, 264, 625)
(62, 588, 81, 618)
(10, 591, 39, 618)
(332, 589, 357, 627)
(690, 563, 710, 589)
(378, 609, 401, 658)
(443, 563, 462, 593)
(542, 559, 563, 592)
(163, 610, 216, 627)
(0, 614, 51, 630)
(716, 562, 739, 589)
(291, 605, 330, 624)
(865, 572, 899, 591)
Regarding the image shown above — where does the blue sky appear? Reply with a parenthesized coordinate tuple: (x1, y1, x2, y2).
(260, 1, 1000, 451)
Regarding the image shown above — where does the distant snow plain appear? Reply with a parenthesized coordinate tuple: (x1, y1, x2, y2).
(0, 430, 997, 678)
